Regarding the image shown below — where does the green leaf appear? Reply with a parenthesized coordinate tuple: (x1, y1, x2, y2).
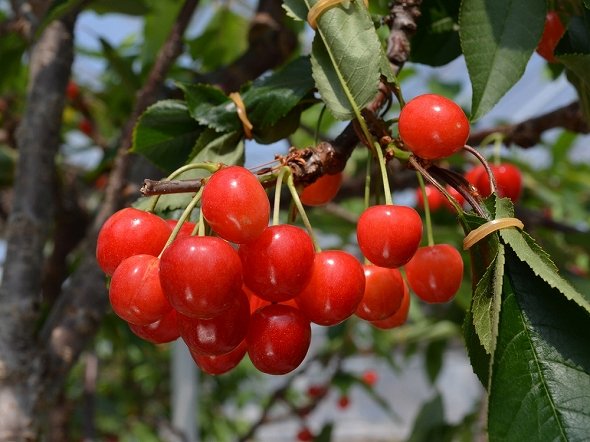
(488, 249, 590, 441)
(0, 32, 27, 94)
(459, 0, 546, 120)
(99, 38, 141, 90)
(306, 0, 394, 119)
(425, 340, 446, 384)
(495, 197, 590, 315)
(410, 0, 462, 66)
(187, 7, 249, 71)
(180, 83, 240, 133)
(189, 129, 244, 167)
(408, 393, 449, 442)
(282, 0, 307, 21)
(90, 0, 151, 15)
(131, 100, 203, 173)
(471, 243, 504, 355)
(141, 0, 184, 67)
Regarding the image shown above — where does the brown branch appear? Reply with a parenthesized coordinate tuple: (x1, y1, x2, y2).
(0, 10, 77, 440)
(38, 0, 201, 415)
(468, 101, 589, 148)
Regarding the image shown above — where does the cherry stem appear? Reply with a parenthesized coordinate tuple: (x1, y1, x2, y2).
(147, 162, 221, 212)
(416, 172, 434, 247)
(159, 187, 204, 257)
(364, 148, 372, 210)
(197, 206, 205, 236)
(285, 168, 321, 252)
(373, 140, 393, 205)
(479, 132, 504, 166)
(272, 167, 287, 226)
(463, 144, 498, 195)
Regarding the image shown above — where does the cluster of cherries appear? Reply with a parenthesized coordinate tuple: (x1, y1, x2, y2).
(96, 91, 523, 377)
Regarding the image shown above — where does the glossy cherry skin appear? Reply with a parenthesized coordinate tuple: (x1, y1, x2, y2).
(96, 207, 172, 275)
(166, 219, 197, 239)
(404, 244, 464, 303)
(398, 94, 470, 160)
(300, 172, 343, 206)
(370, 280, 410, 329)
(159, 236, 242, 318)
(476, 163, 523, 202)
(355, 265, 405, 321)
(295, 250, 365, 326)
(109, 255, 171, 326)
(444, 185, 466, 211)
(129, 308, 180, 344)
(247, 303, 311, 375)
(537, 11, 565, 62)
(416, 185, 446, 212)
(201, 166, 270, 243)
(245, 286, 298, 313)
(190, 340, 247, 375)
(239, 225, 315, 302)
(357, 205, 423, 268)
(178, 289, 249, 355)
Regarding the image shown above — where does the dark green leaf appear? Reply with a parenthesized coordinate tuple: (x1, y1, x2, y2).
(179, 83, 241, 133)
(141, 0, 184, 67)
(488, 249, 590, 441)
(408, 393, 449, 442)
(282, 0, 307, 21)
(496, 197, 590, 314)
(189, 129, 244, 167)
(410, 0, 462, 66)
(314, 423, 334, 442)
(459, 0, 546, 120)
(306, 0, 395, 119)
(425, 340, 446, 384)
(131, 100, 203, 173)
(90, 0, 151, 15)
(0, 146, 16, 187)
(187, 7, 249, 71)
(99, 38, 141, 90)
(0, 32, 27, 93)
(463, 308, 490, 387)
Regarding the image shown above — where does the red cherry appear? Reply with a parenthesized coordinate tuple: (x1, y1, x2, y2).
(476, 163, 523, 202)
(239, 225, 315, 302)
(245, 287, 298, 313)
(129, 308, 180, 344)
(361, 369, 378, 386)
(66, 81, 80, 101)
(465, 165, 485, 188)
(296, 427, 314, 442)
(300, 172, 343, 206)
(247, 304, 311, 375)
(190, 340, 247, 375)
(201, 166, 270, 243)
(96, 208, 172, 275)
(109, 255, 171, 326)
(159, 236, 242, 318)
(537, 11, 566, 63)
(355, 265, 405, 321)
(444, 185, 466, 211)
(405, 244, 464, 303)
(307, 384, 328, 398)
(295, 250, 365, 326)
(356, 205, 423, 268)
(416, 185, 445, 212)
(166, 219, 196, 239)
(337, 395, 350, 409)
(178, 289, 249, 355)
(79, 118, 93, 136)
(371, 280, 410, 329)
(398, 94, 470, 160)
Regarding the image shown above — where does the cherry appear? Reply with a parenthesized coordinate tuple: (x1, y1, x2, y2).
(355, 265, 405, 321)
(190, 340, 247, 375)
(537, 11, 565, 63)
(66, 81, 80, 101)
(300, 172, 343, 206)
(416, 185, 446, 212)
(96, 207, 172, 275)
(296, 427, 314, 442)
(337, 395, 350, 409)
(239, 225, 315, 302)
(247, 303, 311, 375)
(476, 163, 523, 202)
(404, 244, 464, 303)
(129, 308, 180, 344)
(166, 219, 196, 239)
(444, 185, 465, 211)
(201, 166, 270, 243)
(159, 236, 242, 318)
(356, 205, 423, 268)
(398, 94, 470, 160)
(361, 369, 378, 386)
(178, 289, 249, 355)
(465, 164, 485, 186)
(109, 255, 171, 326)
(307, 385, 328, 399)
(295, 250, 365, 326)
(370, 279, 410, 329)
(79, 118, 93, 136)
(245, 287, 298, 313)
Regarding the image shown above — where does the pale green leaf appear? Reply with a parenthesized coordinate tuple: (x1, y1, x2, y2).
(459, 0, 546, 120)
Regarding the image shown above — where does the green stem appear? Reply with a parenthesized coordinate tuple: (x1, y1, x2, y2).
(364, 148, 372, 210)
(159, 187, 204, 257)
(148, 162, 222, 212)
(286, 169, 321, 252)
(273, 167, 287, 226)
(197, 206, 205, 236)
(373, 141, 393, 205)
(416, 172, 434, 247)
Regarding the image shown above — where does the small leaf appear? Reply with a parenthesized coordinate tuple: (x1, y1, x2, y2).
(282, 0, 308, 21)
(189, 129, 244, 168)
(459, 0, 546, 120)
(306, 0, 394, 119)
(99, 38, 142, 90)
(141, 0, 184, 67)
(425, 340, 446, 384)
(488, 249, 590, 441)
(408, 393, 449, 442)
(131, 100, 203, 174)
(91, 0, 151, 15)
(179, 83, 240, 133)
(495, 197, 590, 315)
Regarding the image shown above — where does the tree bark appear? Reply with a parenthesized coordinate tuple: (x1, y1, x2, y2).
(0, 12, 76, 441)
